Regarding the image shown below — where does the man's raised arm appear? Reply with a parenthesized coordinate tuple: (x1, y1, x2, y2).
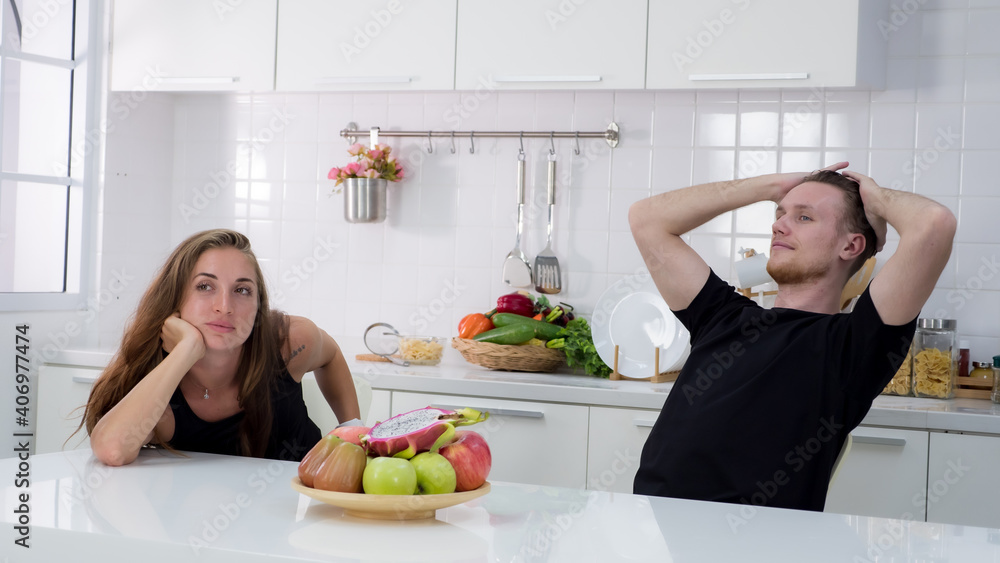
(842, 170, 956, 326)
(629, 165, 846, 311)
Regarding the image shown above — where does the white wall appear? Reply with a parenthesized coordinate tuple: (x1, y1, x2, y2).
(93, 3, 1000, 363)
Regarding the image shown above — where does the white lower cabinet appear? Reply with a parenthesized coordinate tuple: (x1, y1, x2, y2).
(36, 365, 97, 455)
(586, 406, 660, 494)
(926, 432, 1000, 529)
(390, 391, 589, 489)
(825, 427, 929, 521)
(368, 389, 391, 427)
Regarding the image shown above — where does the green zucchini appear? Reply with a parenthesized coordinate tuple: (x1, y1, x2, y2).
(472, 323, 535, 345)
(490, 313, 563, 341)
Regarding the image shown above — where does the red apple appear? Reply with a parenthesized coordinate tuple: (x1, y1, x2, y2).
(438, 430, 491, 492)
(328, 425, 371, 446)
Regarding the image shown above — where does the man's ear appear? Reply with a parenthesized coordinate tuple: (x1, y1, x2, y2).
(840, 233, 866, 261)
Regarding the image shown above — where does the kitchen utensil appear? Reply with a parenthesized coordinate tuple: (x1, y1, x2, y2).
(363, 322, 409, 366)
(592, 277, 690, 378)
(533, 152, 562, 294)
(502, 151, 534, 288)
(839, 256, 876, 311)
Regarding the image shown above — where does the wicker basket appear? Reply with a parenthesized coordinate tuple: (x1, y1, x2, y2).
(451, 338, 566, 373)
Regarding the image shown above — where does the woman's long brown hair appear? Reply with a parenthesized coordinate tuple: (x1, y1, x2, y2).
(80, 229, 286, 457)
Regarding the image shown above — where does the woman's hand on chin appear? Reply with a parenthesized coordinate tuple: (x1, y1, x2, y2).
(161, 313, 206, 360)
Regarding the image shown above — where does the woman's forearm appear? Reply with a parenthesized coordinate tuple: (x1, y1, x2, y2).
(89, 342, 201, 466)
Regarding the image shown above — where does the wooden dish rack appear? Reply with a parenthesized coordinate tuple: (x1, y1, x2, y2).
(608, 344, 680, 383)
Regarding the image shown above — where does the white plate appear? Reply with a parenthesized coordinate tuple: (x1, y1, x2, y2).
(592, 277, 690, 379)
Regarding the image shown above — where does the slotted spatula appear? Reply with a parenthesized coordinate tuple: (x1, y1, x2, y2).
(533, 152, 562, 294)
(502, 150, 533, 288)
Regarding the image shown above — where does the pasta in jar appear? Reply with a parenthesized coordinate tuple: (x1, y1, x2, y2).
(883, 349, 912, 396)
(913, 347, 954, 399)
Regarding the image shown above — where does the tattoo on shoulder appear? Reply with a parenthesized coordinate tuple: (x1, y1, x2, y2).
(288, 344, 306, 361)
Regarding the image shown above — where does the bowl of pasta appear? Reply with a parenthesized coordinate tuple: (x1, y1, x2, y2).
(397, 335, 446, 365)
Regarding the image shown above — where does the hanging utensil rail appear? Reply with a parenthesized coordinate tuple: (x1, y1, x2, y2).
(341, 122, 620, 152)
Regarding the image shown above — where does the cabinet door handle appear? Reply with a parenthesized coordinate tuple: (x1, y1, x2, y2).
(315, 76, 412, 84)
(159, 76, 240, 85)
(688, 72, 809, 81)
(633, 418, 657, 428)
(853, 436, 906, 447)
(493, 75, 603, 83)
(72, 376, 97, 384)
(430, 404, 544, 419)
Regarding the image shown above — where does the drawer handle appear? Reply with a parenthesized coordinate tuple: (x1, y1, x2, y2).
(633, 418, 657, 428)
(71, 376, 97, 384)
(494, 75, 602, 83)
(159, 76, 240, 85)
(315, 76, 412, 84)
(853, 436, 906, 447)
(430, 404, 543, 419)
(688, 72, 809, 81)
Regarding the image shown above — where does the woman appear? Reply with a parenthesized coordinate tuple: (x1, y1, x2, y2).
(83, 229, 359, 466)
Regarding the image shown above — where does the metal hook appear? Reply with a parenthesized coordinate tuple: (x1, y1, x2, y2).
(518, 132, 525, 157)
(450, 131, 456, 154)
(469, 131, 475, 154)
(426, 131, 434, 154)
(549, 132, 556, 156)
(574, 132, 581, 156)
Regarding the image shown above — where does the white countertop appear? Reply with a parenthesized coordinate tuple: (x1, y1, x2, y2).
(3, 448, 999, 562)
(48, 345, 1000, 435)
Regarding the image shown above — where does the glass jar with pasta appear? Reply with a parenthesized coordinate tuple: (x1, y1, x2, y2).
(882, 343, 913, 396)
(912, 319, 957, 399)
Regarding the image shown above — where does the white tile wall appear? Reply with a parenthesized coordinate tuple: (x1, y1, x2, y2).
(95, 4, 1000, 362)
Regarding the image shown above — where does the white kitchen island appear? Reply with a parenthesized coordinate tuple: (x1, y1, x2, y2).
(3, 448, 999, 562)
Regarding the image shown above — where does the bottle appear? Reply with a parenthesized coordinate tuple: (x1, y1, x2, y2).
(992, 356, 1000, 405)
(912, 319, 957, 399)
(958, 340, 970, 378)
(969, 361, 992, 379)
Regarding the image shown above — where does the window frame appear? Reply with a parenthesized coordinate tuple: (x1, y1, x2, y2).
(0, 0, 102, 311)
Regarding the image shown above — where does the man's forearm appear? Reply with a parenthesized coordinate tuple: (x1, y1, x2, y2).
(865, 187, 953, 239)
(632, 175, 784, 236)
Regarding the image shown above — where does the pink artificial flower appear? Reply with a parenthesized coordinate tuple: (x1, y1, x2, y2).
(343, 162, 362, 176)
(395, 166, 405, 179)
(327, 167, 341, 180)
(347, 143, 366, 157)
(368, 149, 385, 161)
(362, 168, 380, 179)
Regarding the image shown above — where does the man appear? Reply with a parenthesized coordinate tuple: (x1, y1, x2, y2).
(629, 162, 955, 511)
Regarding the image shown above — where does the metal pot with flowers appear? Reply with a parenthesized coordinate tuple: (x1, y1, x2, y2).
(328, 143, 405, 223)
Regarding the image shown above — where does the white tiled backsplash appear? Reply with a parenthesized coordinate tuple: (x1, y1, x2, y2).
(94, 3, 1000, 361)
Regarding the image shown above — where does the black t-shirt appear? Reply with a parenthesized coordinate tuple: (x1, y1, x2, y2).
(167, 363, 321, 462)
(633, 271, 915, 511)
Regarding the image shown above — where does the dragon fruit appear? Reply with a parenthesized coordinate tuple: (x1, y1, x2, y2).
(363, 406, 489, 459)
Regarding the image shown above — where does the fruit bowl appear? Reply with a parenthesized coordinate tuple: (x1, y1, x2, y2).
(290, 477, 491, 520)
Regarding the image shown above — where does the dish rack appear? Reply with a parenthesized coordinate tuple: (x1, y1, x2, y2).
(609, 344, 679, 383)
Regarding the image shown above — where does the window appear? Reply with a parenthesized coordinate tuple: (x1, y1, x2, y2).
(0, 0, 98, 310)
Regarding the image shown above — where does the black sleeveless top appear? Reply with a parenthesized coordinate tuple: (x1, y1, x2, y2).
(166, 363, 321, 461)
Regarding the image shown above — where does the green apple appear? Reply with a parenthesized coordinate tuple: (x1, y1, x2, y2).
(363, 456, 418, 495)
(410, 452, 457, 495)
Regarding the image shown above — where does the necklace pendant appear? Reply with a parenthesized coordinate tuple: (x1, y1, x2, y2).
(204, 389, 210, 400)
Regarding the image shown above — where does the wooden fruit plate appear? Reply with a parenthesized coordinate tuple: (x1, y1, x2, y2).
(290, 477, 491, 520)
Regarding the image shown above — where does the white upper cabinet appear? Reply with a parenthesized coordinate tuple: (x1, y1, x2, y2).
(646, 0, 888, 90)
(276, 1, 457, 91)
(110, 0, 277, 92)
(455, 0, 648, 90)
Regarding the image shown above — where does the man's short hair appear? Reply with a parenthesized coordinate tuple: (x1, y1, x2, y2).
(801, 170, 877, 277)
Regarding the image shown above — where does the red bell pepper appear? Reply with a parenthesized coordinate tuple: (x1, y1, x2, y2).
(495, 292, 535, 317)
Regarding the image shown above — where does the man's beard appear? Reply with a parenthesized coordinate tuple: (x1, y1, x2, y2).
(766, 255, 830, 285)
